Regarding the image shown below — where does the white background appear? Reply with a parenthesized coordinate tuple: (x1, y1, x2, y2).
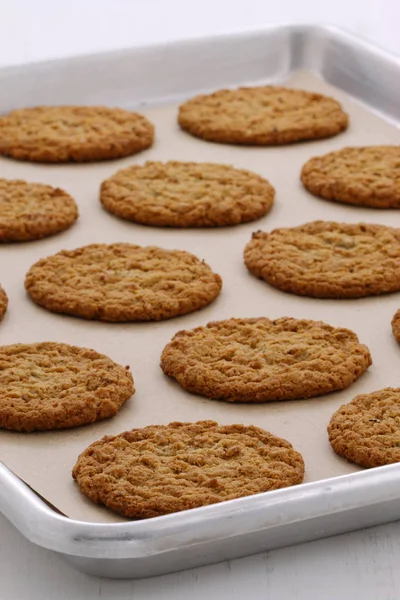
(1, 1, 400, 598)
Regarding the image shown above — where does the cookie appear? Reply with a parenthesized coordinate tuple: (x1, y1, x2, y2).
(0, 285, 7, 320)
(301, 146, 400, 208)
(244, 221, 400, 299)
(328, 388, 400, 468)
(0, 342, 134, 432)
(391, 310, 400, 342)
(25, 243, 222, 322)
(72, 420, 305, 518)
(161, 317, 371, 402)
(178, 86, 348, 145)
(100, 161, 275, 227)
(0, 106, 154, 162)
(0, 178, 78, 241)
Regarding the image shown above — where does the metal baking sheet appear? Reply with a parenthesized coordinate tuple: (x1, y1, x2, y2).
(0, 24, 400, 578)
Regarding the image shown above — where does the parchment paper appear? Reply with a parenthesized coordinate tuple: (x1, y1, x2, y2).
(0, 71, 400, 523)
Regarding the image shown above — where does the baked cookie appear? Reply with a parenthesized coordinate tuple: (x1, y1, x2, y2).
(0, 285, 7, 320)
(391, 310, 400, 342)
(244, 221, 400, 299)
(72, 420, 305, 518)
(100, 161, 275, 227)
(25, 243, 222, 322)
(0, 106, 154, 162)
(0, 178, 78, 241)
(301, 146, 400, 208)
(0, 342, 134, 432)
(178, 86, 348, 145)
(160, 317, 371, 402)
(328, 388, 400, 468)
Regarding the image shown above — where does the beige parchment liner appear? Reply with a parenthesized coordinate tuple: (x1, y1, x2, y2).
(0, 71, 400, 523)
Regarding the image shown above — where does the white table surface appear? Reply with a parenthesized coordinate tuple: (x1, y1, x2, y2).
(1, 1, 400, 598)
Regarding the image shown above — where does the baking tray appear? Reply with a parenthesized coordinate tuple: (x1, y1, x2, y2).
(1, 23, 400, 579)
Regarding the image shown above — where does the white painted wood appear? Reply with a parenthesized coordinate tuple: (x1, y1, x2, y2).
(1, 1, 400, 597)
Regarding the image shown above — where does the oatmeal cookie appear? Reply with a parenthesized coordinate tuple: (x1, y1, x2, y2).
(0, 106, 154, 162)
(178, 86, 348, 145)
(160, 317, 371, 402)
(72, 420, 305, 518)
(301, 146, 400, 208)
(100, 161, 274, 227)
(25, 243, 222, 321)
(244, 221, 400, 298)
(0, 342, 134, 432)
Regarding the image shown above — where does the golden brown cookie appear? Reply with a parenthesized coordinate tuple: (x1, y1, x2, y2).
(328, 388, 400, 468)
(100, 161, 275, 227)
(0, 342, 134, 432)
(0, 285, 7, 320)
(161, 317, 371, 402)
(72, 420, 305, 518)
(0, 178, 78, 241)
(178, 86, 348, 145)
(301, 146, 400, 208)
(25, 243, 222, 322)
(244, 221, 400, 299)
(391, 310, 400, 342)
(0, 106, 154, 163)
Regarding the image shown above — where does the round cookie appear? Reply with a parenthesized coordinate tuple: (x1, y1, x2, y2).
(0, 178, 78, 241)
(244, 221, 400, 299)
(100, 161, 275, 227)
(178, 86, 348, 145)
(328, 388, 400, 468)
(0, 106, 154, 163)
(301, 146, 400, 208)
(0, 285, 7, 320)
(25, 243, 222, 322)
(72, 420, 305, 518)
(160, 317, 371, 402)
(0, 342, 134, 432)
(391, 310, 400, 343)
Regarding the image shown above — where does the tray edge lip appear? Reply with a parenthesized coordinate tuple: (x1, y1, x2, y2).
(0, 22, 398, 77)
(2, 458, 400, 558)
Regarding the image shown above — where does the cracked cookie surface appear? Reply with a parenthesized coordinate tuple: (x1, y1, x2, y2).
(72, 420, 305, 518)
(301, 146, 400, 208)
(0, 342, 134, 432)
(178, 86, 348, 145)
(0, 178, 78, 241)
(328, 388, 400, 468)
(160, 317, 371, 402)
(25, 243, 222, 322)
(0, 106, 154, 162)
(244, 221, 400, 298)
(100, 161, 275, 227)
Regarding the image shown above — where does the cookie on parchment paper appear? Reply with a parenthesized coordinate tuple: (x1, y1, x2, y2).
(178, 86, 348, 145)
(0, 342, 134, 432)
(25, 243, 222, 322)
(0, 106, 154, 163)
(391, 310, 400, 343)
(0, 178, 78, 242)
(161, 317, 371, 402)
(328, 388, 400, 468)
(100, 161, 275, 227)
(244, 221, 400, 299)
(0, 285, 7, 321)
(72, 420, 305, 518)
(301, 146, 400, 208)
